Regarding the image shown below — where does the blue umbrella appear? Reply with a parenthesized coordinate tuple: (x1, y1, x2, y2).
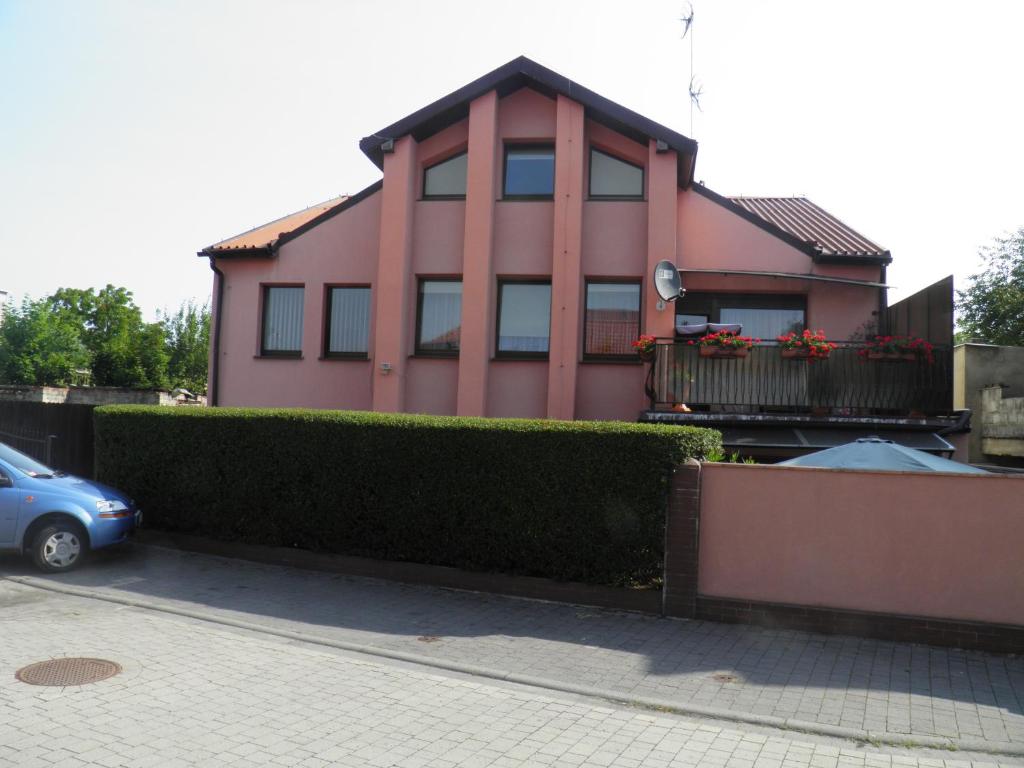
(778, 437, 989, 474)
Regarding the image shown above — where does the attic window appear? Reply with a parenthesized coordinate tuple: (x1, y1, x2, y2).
(423, 152, 467, 199)
(503, 145, 555, 199)
(589, 148, 644, 199)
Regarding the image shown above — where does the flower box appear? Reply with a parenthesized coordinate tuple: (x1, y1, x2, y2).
(700, 346, 749, 359)
(866, 351, 917, 362)
(781, 347, 832, 360)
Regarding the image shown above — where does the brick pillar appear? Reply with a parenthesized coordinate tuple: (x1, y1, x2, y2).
(662, 459, 702, 618)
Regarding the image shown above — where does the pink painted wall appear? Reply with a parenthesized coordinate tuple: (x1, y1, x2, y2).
(405, 358, 458, 415)
(487, 361, 548, 418)
(412, 201, 465, 273)
(575, 364, 646, 421)
(215, 191, 381, 409)
(698, 463, 1024, 625)
(677, 189, 882, 339)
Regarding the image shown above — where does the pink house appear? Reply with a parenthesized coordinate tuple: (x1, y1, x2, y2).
(201, 57, 963, 458)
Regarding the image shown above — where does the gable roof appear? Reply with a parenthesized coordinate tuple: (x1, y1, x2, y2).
(202, 196, 349, 257)
(199, 180, 384, 258)
(359, 56, 698, 187)
(692, 184, 891, 264)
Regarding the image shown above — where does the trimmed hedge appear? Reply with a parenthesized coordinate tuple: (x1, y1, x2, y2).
(94, 407, 720, 586)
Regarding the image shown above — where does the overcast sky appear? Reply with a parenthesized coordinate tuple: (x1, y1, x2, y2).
(2, 0, 1022, 318)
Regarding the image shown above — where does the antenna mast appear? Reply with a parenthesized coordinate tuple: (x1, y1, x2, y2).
(681, 3, 702, 136)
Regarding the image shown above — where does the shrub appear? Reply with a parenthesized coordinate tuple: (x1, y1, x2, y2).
(94, 407, 719, 586)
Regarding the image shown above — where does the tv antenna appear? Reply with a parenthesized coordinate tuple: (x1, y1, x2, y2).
(680, 3, 702, 135)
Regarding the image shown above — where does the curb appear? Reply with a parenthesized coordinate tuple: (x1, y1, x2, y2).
(7, 574, 1024, 759)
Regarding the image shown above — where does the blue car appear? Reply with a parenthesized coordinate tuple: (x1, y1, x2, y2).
(0, 442, 141, 572)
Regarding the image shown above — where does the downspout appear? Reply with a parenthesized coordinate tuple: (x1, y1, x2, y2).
(206, 253, 225, 407)
(878, 263, 888, 335)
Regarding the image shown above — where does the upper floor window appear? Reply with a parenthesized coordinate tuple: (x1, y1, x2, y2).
(496, 280, 551, 358)
(584, 281, 641, 358)
(416, 279, 462, 356)
(676, 293, 806, 340)
(261, 285, 304, 356)
(324, 286, 371, 358)
(589, 148, 644, 199)
(423, 152, 467, 199)
(503, 145, 555, 199)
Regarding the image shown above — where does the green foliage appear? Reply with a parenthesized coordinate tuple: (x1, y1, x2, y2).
(956, 227, 1024, 346)
(49, 285, 168, 389)
(705, 447, 756, 464)
(161, 300, 211, 394)
(0, 297, 90, 385)
(0, 286, 210, 391)
(95, 407, 721, 586)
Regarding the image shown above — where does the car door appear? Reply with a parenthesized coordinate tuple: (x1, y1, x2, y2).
(0, 463, 19, 544)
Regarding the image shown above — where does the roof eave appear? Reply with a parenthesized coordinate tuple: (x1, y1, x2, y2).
(814, 251, 893, 266)
(198, 246, 274, 260)
(359, 56, 698, 186)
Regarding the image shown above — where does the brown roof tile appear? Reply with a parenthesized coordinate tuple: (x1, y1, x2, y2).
(205, 196, 349, 253)
(728, 196, 889, 261)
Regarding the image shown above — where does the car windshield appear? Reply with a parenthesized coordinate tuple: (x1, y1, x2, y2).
(0, 442, 58, 478)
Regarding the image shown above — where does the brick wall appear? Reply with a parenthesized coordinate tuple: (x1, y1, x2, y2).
(981, 384, 1024, 459)
(661, 460, 701, 619)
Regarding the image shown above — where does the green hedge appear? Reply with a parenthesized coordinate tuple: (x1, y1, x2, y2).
(94, 407, 719, 586)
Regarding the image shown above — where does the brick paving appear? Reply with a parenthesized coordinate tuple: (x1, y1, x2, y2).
(1, 580, 1019, 767)
(2, 544, 1023, 750)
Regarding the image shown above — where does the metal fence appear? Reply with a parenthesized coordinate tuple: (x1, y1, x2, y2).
(0, 428, 56, 465)
(649, 341, 953, 415)
(0, 402, 96, 476)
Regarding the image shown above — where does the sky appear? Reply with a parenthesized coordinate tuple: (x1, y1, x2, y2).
(2, 0, 1022, 319)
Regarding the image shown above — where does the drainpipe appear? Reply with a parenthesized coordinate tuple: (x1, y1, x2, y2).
(206, 254, 224, 407)
(878, 263, 888, 335)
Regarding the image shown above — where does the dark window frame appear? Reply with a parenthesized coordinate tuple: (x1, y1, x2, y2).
(582, 278, 643, 361)
(502, 143, 556, 201)
(494, 278, 552, 360)
(587, 147, 645, 201)
(421, 150, 468, 200)
(259, 283, 304, 358)
(414, 276, 463, 358)
(321, 284, 371, 360)
(675, 292, 807, 339)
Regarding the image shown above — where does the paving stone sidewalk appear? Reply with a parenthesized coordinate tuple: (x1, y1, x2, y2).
(3, 543, 1022, 750)
(1, 581, 1019, 768)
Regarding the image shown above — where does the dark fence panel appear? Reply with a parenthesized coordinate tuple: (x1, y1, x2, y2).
(0, 402, 96, 477)
(652, 342, 953, 415)
(883, 274, 954, 347)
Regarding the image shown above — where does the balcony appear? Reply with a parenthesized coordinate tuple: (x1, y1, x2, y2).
(641, 340, 960, 454)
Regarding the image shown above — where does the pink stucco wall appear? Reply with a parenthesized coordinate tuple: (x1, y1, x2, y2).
(698, 463, 1024, 626)
(677, 190, 882, 340)
(215, 191, 381, 409)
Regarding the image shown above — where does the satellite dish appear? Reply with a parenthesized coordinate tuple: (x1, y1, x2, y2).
(653, 260, 685, 302)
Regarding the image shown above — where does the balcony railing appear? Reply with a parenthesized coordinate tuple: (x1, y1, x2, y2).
(647, 340, 953, 416)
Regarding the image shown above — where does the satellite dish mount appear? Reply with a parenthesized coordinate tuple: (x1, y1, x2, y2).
(653, 260, 685, 302)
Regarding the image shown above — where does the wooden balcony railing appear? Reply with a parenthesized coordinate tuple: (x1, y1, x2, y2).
(647, 340, 953, 416)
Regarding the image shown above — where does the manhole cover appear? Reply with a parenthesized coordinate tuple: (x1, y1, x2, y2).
(16, 658, 121, 686)
(711, 672, 739, 683)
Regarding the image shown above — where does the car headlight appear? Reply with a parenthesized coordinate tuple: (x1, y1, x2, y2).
(96, 500, 129, 514)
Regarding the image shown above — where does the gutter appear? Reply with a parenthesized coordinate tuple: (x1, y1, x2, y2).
(205, 253, 225, 407)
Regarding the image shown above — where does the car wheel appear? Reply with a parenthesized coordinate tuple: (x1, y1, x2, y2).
(31, 523, 88, 573)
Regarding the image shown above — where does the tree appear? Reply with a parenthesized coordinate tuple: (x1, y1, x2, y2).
(162, 300, 211, 394)
(957, 227, 1024, 346)
(0, 297, 91, 385)
(47, 285, 168, 389)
